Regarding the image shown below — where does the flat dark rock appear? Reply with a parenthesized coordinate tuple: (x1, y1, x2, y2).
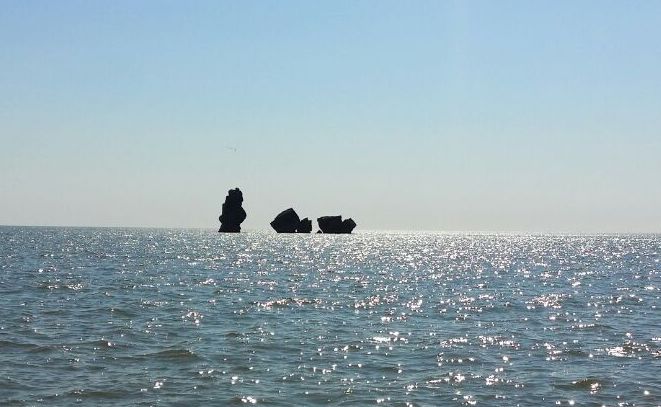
(317, 215, 356, 234)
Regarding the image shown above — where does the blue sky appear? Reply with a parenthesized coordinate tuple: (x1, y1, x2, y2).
(1, 1, 660, 231)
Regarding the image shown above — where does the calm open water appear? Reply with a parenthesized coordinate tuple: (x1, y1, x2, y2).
(0, 227, 659, 406)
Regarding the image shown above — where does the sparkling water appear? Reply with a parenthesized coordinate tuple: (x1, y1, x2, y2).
(1, 227, 659, 405)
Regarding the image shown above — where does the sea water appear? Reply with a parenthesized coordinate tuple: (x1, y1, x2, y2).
(0, 227, 659, 406)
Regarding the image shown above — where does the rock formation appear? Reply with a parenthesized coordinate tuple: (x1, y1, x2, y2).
(270, 208, 299, 233)
(218, 188, 246, 232)
(317, 215, 356, 234)
(297, 217, 313, 233)
(270, 208, 312, 233)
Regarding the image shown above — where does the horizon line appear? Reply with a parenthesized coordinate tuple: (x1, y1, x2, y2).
(1, 224, 659, 235)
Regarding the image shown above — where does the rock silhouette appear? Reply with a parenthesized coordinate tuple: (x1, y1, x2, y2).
(218, 188, 246, 232)
(317, 216, 356, 234)
(270, 208, 299, 233)
(297, 218, 313, 233)
(270, 208, 312, 233)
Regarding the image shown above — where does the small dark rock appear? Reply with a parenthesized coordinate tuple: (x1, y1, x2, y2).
(218, 188, 247, 233)
(341, 218, 357, 233)
(317, 215, 356, 234)
(297, 218, 312, 233)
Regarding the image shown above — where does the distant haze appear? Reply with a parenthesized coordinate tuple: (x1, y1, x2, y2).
(1, 1, 660, 232)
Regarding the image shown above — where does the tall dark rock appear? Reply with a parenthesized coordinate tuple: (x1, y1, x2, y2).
(317, 215, 356, 234)
(218, 188, 246, 232)
(270, 208, 313, 233)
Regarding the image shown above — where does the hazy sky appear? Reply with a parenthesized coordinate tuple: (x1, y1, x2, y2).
(1, 1, 660, 232)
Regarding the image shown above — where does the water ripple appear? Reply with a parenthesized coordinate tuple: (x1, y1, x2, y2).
(0, 227, 659, 405)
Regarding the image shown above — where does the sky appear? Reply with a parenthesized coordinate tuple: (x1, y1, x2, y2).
(1, 1, 660, 232)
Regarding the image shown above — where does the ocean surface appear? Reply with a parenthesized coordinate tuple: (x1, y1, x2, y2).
(1, 227, 659, 406)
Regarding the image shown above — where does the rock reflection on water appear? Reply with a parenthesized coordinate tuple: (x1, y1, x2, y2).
(0, 227, 659, 406)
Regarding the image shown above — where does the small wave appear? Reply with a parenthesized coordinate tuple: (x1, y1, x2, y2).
(66, 389, 125, 399)
(527, 293, 570, 309)
(0, 339, 38, 350)
(569, 322, 614, 331)
(144, 348, 200, 360)
(0, 375, 41, 391)
(554, 377, 604, 393)
(1, 398, 34, 406)
(0, 339, 61, 354)
(109, 307, 138, 318)
(601, 340, 654, 358)
(35, 281, 85, 291)
(229, 395, 258, 405)
(375, 364, 404, 374)
(255, 297, 322, 310)
(69, 339, 125, 350)
(27, 344, 57, 353)
(563, 348, 590, 357)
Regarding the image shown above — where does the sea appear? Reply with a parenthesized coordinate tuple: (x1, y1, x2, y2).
(0, 226, 659, 406)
